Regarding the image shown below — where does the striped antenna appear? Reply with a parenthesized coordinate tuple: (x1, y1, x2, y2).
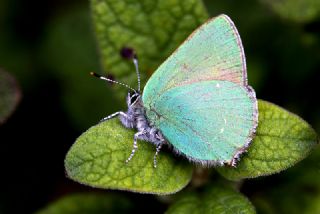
(90, 72, 136, 92)
(120, 47, 141, 92)
(132, 54, 141, 92)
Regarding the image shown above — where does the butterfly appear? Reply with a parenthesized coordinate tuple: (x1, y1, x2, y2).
(91, 14, 258, 168)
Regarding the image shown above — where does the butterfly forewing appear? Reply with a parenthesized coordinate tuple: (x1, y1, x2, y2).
(143, 14, 247, 104)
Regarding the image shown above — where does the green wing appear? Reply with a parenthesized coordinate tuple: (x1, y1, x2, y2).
(142, 14, 257, 165)
(143, 14, 247, 104)
(144, 80, 257, 165)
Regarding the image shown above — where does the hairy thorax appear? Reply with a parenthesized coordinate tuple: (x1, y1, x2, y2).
(120, 95, 165, 147)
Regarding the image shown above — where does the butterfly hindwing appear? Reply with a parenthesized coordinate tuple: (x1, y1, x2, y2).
(144, 80, 256, 164)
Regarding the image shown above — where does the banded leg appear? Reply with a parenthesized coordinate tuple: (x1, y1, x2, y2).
(100, 111, 127, 123)
(153, 144, 162, 168)
(126, 131, 145, 164)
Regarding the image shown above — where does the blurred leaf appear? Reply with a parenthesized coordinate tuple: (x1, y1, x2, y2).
(166, 194, 200, 214)
(166, 186, 256, 214)
(249, 147, 320, 214)
(251, 197, 276, 214)
(304, 194, 320, 214)
(273, 29, 320, 84)
(65, 118, 193, 194)
(251, 171, 320, 214)
(41, 7, 100, 78)
(279, 146, 320, 190)
(253, 188, 320, 214)
(91, 0, 208, 97)
(36, 193, 133, 214)
(218, 100, 318, 180)
(41, 6, 121, 129)
(260, 0, 320, 23)
(0, 69, 21, 124)
(0, 1, 39, 90)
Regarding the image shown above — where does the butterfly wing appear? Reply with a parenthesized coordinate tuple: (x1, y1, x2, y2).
(142, 14, 258, 165)
(143, 14, 247, 104)
(144, 80, 257, 165)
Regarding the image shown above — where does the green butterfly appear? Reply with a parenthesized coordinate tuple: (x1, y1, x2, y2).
(92, 14, 258, 167)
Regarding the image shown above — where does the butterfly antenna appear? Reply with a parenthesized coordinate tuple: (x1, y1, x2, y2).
(90, 72, 136, 92)
(132, 54, 141, 92)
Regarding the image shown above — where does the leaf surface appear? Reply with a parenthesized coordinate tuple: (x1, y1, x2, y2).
(36, 193, 133, 214)
(218, 100, 318, 180)
(260, 0, 320, 23)
(0, 69, 21, 125)
(91, 0, 209, 95)
(65, 119, 193, 194)
(166, 186, 256, 214)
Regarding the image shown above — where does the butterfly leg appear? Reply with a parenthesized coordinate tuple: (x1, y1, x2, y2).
(153, 143, 162, 168)
(100, 111, 127, 123)
(126, 130, 145, 164)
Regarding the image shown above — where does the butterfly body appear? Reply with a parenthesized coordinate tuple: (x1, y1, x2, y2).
(110, 92, 165, 167)
(120, 92, 164, 147)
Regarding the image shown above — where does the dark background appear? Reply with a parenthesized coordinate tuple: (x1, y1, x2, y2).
(0, 0, 319, 213)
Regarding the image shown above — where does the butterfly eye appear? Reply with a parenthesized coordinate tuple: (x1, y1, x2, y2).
(129, 92, 139, 104)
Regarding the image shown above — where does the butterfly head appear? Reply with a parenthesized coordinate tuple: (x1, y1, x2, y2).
(127, 91, 141, 107)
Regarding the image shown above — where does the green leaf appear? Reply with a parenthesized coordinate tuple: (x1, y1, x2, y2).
(251, 147, 320, 214)
(303, 194, 320, 214)
(0, 69, 21, 125)
(65, 118, 193, 194)
(252, 185, 320, 214)
(217, 100, 319, 180)
(91, 0, 208, 97)
(36, 193, 133, 214)
(40, 7, 121, 130)
(166, 186, 256, 214)
(260, 0, 320, 23)
(278, 147, 320, 191)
